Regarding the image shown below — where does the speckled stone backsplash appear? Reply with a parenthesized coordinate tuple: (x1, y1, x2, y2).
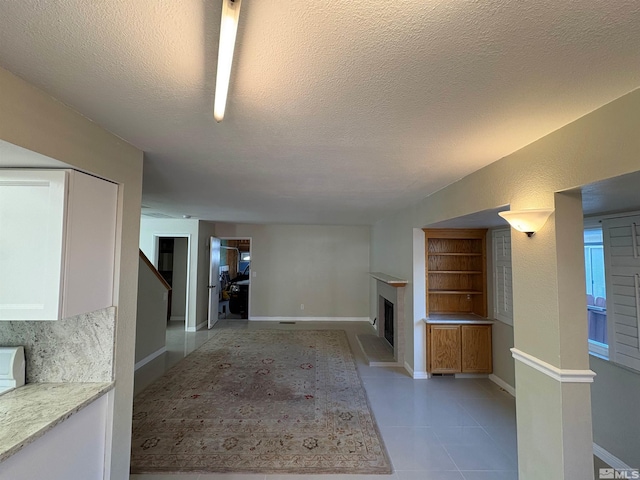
(0, 307, 115, 382)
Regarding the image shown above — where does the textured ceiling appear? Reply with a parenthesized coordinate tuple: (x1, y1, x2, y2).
(1, 1, 639, 225)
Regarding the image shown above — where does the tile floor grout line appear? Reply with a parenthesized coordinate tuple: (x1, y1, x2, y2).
(479, 423, 519, 466)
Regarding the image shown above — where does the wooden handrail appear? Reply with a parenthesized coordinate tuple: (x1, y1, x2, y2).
(139, 249, 171, 291)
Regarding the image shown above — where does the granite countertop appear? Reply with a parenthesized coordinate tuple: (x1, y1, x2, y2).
(423, 314, 495, 324)
(0, 382, 114, 463)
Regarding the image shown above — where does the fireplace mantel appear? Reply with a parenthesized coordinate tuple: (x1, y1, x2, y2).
(368, 273, 406, 368)
(369, 272, 407, 287)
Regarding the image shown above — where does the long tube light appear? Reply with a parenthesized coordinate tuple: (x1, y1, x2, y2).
(214, 0, 242, 122)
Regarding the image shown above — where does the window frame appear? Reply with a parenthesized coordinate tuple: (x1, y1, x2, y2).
(583, 219, 609, 360)
(492, 228, 513, 326)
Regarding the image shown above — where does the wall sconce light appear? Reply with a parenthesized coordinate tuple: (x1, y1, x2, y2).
(498, 209, 554, 237)
(214, 0, 242, 122)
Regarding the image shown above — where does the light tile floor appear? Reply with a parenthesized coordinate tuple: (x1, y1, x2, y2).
(131, 320, 518, 480)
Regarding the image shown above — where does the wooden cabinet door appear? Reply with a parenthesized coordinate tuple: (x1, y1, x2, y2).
(429, 325, 461, 373)
(461, 325, 492, 373)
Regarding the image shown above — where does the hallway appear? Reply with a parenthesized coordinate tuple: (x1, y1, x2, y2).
(131, 320, 518, 480)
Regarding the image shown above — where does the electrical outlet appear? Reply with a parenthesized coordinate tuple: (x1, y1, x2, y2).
(163, 292, 168, 301)
(300, 304, 304, 310)
(252, 271, 256, 277)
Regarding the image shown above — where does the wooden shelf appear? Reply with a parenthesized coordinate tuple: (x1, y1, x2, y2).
(429, 270, 483, 274)
(429, 290, 483, 295)
(423, 228, 488, 317)
(428, 252, 482, 256)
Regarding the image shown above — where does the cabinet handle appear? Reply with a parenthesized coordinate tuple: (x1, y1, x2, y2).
(633, 222, 639, 259)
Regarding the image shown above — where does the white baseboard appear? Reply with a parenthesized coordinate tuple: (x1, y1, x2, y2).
(489, 374, 516, 397)
(405, 361, 429, 379)
(134, 346, 166, 370)
(186, 320, 208, 332)
(170, 315, 185, 322)
(593, 443, 633, 470)
(370, 361, 403, 367)
(249, 316, 370, 322)
(455, 373, 489, 379)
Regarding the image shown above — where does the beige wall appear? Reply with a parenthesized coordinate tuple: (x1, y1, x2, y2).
(492, 322, 516, 388)
(214, 223, 371, 319)
(372, 88, 640, 476)
(590, 356, 640, 467)
(171, 238, 188, 320)
(370, 209, 416, 363)
(140, 221, 371, 324)
(373, 88, 640, 372)
(0, 67, 143, 479)
(135, 256, 168, 363)
(486, 228, 516, 389)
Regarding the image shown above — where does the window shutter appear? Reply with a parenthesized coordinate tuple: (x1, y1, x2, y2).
(492, 228, 513, 325)
(603, 215, 640, 372)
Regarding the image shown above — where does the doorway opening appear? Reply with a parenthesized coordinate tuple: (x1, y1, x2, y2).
(219, 238, 251, 320)
(154, 235, 190, 331)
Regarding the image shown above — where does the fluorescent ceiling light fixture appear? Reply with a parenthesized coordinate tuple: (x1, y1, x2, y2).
(498, 209, 554, 237)
(214, 0, 242, 122)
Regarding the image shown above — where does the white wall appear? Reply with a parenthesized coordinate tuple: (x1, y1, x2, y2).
(0, 67, 143, 479)
(214, 223, 371, 319)
(139, 219, 218, 331)
(139, 218, 199, 329)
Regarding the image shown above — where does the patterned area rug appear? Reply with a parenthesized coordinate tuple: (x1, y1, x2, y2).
(130, 329, 391, 474)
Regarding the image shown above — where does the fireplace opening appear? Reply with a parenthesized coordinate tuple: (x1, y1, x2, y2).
(384, 299, 394, 347)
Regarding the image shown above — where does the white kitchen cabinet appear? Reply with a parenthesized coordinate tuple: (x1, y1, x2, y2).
(0, 169, 117, 320)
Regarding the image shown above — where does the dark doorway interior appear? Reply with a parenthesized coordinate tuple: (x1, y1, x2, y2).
(384, 299, 394, 347)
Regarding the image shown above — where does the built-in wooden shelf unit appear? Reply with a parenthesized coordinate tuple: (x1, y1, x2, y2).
(423, 228, 488, 317)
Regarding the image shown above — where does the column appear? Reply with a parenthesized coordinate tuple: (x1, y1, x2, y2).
(511, 191, 595, 480)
